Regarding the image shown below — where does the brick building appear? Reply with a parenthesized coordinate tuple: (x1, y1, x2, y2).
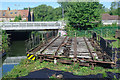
(0, 7, 34, 22)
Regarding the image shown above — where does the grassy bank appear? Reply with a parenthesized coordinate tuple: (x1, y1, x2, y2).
(3, 59, 120, 78)
(104, 37, 119, 48)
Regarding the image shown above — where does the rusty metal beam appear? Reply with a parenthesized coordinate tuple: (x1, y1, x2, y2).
(38, 54, 67, 58)
(83, 37, 95, 61)
(57, 59, 72, 64)
(74, 35, 77, 58)
(79, 63, 90, 67)
(40, 36, 60, 54)
(78, 58, 115, 64)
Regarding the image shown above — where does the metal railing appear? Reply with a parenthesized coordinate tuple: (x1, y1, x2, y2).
(25, 30, 58, 52)
(0, 21, 65, 30)
(89, 31, 118, 63)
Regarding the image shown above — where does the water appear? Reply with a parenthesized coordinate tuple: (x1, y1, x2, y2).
(1, 40, 26, 77)
(2, 64, 18, 76)
(7, 41, 26, 57)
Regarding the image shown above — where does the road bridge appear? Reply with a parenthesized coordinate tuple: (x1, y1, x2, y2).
(0, 21, 65, 30)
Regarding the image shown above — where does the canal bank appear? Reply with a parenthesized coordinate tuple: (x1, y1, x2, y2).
(1, 30, 57, 78)
(2, 40, 27, 76)
(1, 31, 30, 77)
(2, 58, 120, 79)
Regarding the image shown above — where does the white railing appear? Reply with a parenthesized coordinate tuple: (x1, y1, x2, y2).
(0, 21, 65, 30)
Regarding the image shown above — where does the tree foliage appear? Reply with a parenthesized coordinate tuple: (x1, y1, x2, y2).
(59, 2, 103, 30)
(109, 2, 119, 15)
(14, 15, 22, 22)
(18, 15, 22, 20)
(32, 5, 62, 21)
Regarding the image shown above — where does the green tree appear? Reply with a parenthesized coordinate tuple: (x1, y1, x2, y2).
(18, 15, 22, 20)
(33, 5, 54, 21)
(59, 2, 103, 30)
(109, 2, 119, 15)
(14, 16, 19, 22)
(52, 7, 62, 21)
(32, 4, 62, 21)
(14, 15, 22, 22)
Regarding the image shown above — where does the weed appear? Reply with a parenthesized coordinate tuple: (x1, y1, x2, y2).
(102, 72, 107, 78)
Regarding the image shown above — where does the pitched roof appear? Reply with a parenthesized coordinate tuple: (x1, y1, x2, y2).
(102, 13, 119, 20)
(0, 9, 29, 18)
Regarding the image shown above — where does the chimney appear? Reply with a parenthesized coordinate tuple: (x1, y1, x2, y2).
(7, 7, 10, 11)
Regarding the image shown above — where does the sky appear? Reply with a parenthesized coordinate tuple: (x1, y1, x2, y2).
(0, 0, 117, 10)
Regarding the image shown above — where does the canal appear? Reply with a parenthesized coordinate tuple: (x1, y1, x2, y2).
(2, 31, 31, 78)
(2, 40, 26, 76)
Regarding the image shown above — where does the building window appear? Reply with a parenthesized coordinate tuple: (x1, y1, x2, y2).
(3, 12, 5, 16)
(10, 12, 13, 14)
(15, 12, 17, 14)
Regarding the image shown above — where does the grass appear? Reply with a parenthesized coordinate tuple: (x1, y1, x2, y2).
(3, 59, 120, 79)
(104, 37, 119, 48)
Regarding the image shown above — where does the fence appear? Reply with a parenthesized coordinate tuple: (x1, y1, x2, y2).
(66, 27, 117, 38)
(25, 30, 58, 52)
(89, 31, 118, 63)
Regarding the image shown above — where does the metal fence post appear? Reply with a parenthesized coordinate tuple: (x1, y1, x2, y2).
(114, 47, 117, 64)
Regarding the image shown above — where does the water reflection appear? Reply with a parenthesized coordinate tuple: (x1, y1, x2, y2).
(7, 41, 26, 57)
(3, 64, 18, 76)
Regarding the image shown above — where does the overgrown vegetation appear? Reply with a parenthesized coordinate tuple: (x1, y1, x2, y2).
(3, 59, 120, 78)
(2, 30, 9, 52)
(65, 23, 119, 48)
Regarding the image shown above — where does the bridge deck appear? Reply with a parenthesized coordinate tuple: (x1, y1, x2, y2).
(0, 21, 65, 30)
